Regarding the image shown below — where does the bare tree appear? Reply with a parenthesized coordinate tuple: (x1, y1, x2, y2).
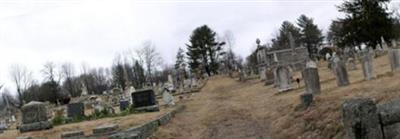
(42, 62, 60, 83)
(61, 62, 78, 96)
(224, 30, 236, 76)
(9, 64, 33, 107)
(136, 41, 162, 84)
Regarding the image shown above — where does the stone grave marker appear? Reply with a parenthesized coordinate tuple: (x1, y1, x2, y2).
(119, 100, 130, 111)
(276, 66, 292, 92)
(19, 101, 53, 132)
(302, 60, 321, 94)
(131, 89, 159, 112)
(67, 102, 84, 118)
(332, 55, 349, 86)
(162, 88, 175, 106)
(360, 49, 375, 80)
(389, 46, 400, 72)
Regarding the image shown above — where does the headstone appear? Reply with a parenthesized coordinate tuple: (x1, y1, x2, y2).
(360, 49, 375, 80)
(67, 102, 84, 118)
(388, 48, 400, 72)
(377, 98, 400, 138)
(332, 55, 349, 86)
(131, 89, 159, 112)
(347, 58, 357, 70)
(19, 101, 53, 132)
(162, 88, 175, 106)
(265, 68, 275, 85)
(342, 98, 383, 139)
(302, 60, 321, 94)
(276, 66, 292, 92)
(119, 100, 130, 111)
(260, 67, 266, 80)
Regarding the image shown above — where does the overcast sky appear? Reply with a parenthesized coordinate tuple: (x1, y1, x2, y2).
(0, 0, 398, 91)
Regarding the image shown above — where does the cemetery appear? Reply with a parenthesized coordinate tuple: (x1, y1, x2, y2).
(0, 0, 400, 138)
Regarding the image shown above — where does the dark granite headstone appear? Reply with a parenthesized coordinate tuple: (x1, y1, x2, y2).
(67, 102, 84, 118)
(131, 89, 157, 107)
(119, 100, 130, 111)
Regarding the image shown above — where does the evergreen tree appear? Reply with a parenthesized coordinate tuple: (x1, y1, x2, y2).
(271, 21, 302, 50)
(175, 47, 185, 70)
(297, 15, 324, 58)
(336, 0, 395, 49)
(186, 25, 225, 76)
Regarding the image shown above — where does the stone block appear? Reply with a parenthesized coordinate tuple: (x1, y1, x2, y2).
(158, 113, 172, 125)
(19, 121, 53, 132)
(93, 124, 119, 135)
(21, 101, 48, 124)
(378, 98, 400, 125)
(342, 98, 383, 139)
(300, 93, 313, 107)
(302, 67, 321, 94)
(61, 130, 84, 139)
(131, 89, 158, 109)
(383, 122, 400, 139)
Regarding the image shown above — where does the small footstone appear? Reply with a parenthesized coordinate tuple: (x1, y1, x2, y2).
(300, 93, 313, 107)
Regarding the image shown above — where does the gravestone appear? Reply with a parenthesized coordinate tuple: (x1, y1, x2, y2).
(131, 89, 159, 112)
(259, 67, 266, 81)
(119, 100, 130, 111)
(302, 60, 321, 94)
(19, 101, 52, 132)
(360, 49, 375, 80)
(276, 66, 292, 92)
(67, 102, 84, 118)
(342, 98, 383, 139)
(265, 68, 275, 85)
(162, 88, 175, 106)
(300, 93, 313, 107)
(332, 55, 349, 86)
(388, 48, 400, 72)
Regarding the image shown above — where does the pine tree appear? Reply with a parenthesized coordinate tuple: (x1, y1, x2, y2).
(336, 0, 395, 49)
(186, 25, 225, 76)
(297, 15, 324, 58)
(175, 48, 185, 70)
(271, 21, 302, 50)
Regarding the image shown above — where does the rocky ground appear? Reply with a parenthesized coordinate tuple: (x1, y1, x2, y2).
(151, 54, 400, 139)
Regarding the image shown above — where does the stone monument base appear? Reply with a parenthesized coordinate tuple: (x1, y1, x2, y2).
(19, 121, 53, 133)
(135, 105, 160, 112)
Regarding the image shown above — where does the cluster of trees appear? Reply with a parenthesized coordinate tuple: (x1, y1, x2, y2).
(270, 15, 324, 59)
(175, 25, 243, 78)
(327, 0, 398, 49)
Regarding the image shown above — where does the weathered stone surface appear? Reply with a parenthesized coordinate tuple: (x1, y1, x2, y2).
(342, 98, 383, 139)
(19, 121, 52, 133)
(300, 93, 313, 107)
(119, 100, 130, 111)
(332, 56, 349, 86)
(93, 124, 119, 135)
(276, 66, 292, 92)
(21, 101, 48, 124)
(61, 130, 84, 139)
(158, 113, 172, 126)
(389, 48, 400, 72)
(302, 63, 321, 94)
(378, 98, 400, 125)
(383, 122, 400, 139)
(360, 51, 375, 80)
(67, 102, 84, 118)
(16, 136, 32, 139)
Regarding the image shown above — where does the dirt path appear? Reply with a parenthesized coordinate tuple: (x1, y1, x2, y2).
(151, 76, 271, 139)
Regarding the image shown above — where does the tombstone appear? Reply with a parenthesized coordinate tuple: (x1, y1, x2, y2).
(119, 100, 130, 111)
(259, 67, 267, 80)
(388, 47, 400, 72)
(302, 60, 321, 94)
(81, 82, 88, 96)
(67, 102, 84, 118)
(265, 68, 275, 85)
(19, 101, 53, 132)
(347, 58, 357, 70)
(342, 98, 383, 139)
(332, 55, 349, 86)
(162, 88, 175, 106)
(300, 93, 313, 107)
(360, 49, 375, 80)
(131, 89, 159, 112)
(276, 66, 292, 92)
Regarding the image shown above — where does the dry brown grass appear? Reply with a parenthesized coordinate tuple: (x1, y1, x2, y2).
(151, 54, 400, 139)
